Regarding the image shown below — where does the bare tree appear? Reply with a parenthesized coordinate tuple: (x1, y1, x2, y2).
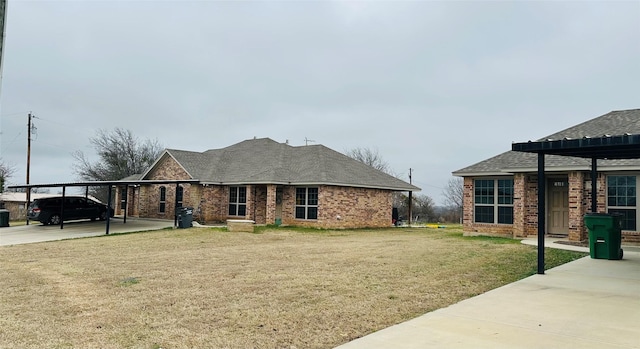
(345, 147, 392, 174)
(0, 160, 16, 193)
(442, 177, 464, 223)
(443, 177, 463, 208)
(73, 128, 163, 181)
(393, 192, 435, 223)
(72, 128, 163, 201)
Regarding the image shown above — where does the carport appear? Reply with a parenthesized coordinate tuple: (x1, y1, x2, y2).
(512, 133, 640, 274)
(8, 179, 199, 235)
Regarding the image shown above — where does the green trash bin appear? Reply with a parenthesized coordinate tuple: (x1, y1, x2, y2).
(583, 213, 623, 260)
(0, 209, 9, 227)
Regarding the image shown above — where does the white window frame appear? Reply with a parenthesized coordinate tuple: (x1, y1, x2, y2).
(473, 178, 514, 224)
(606, 174, 638, 231)
(295, 187, 318, 220)
(228, 186, 247, 217)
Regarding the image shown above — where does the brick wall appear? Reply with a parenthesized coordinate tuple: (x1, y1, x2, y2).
(3, 201, 26, 221)
(252, 185, 268, 224)
(197, 185, 228, 223)
(462, 177, 514, 238)
(568, 172, 586, 241)
(280, 185, 393, 229)
(266, 185, 276, 224)
(140, 155, 194, 220)
(523, 174, 540, 236)
(114, 187, 140, 217)
(462, 177, 474, 231)
(512, 173, 527, 238)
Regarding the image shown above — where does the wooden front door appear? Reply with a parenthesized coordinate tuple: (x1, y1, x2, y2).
(548, 178, 569, 235)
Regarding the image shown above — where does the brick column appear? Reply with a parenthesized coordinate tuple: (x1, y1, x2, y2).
(597, 173, 607, 213)
(568, 171, 586, 241)
(266, 185, 276, 225)
(513, 173, 527, 238)
(245, 185, 253, 220)
(462, 177, 474, 230)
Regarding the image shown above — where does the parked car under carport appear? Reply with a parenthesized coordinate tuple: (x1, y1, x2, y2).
(27, 196, 113, 225)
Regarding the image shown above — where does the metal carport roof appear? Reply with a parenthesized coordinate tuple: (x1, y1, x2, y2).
(512, 133, 640, 274)
(7, 179, 199, 235)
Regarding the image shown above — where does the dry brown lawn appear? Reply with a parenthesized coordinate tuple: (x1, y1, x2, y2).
(0, 226, 586, 349)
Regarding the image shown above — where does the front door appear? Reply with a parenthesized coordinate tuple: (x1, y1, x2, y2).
(548, 178, 569, 235)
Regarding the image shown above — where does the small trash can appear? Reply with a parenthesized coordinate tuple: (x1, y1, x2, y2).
(583, 213, 623, 260)
(177, 207, 193, 229)
(0, 209, 9, 227)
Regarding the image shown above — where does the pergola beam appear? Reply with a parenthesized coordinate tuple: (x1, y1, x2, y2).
(513, 133, 640, 275)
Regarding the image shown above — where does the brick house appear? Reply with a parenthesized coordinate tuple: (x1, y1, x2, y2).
(114, 138, 419, 228)
(453, 109, 640, 243)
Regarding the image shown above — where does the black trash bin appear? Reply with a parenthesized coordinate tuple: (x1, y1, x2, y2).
(177, 207, 193, 229)
(0, 209, 9, 227)
(583, 213, 623, 260)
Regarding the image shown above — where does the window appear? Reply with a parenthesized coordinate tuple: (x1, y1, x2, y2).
(607, 176, 637, 230)
(474, 179, 513, 224)
(159, 186, 166, 213)
(120, 188, 126, 210)
(228, 186, 247, 216)
(295, 187, 318, 220)
(176, 186, 184, 208)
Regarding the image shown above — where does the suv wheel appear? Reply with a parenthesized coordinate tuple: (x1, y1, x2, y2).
(48, 214, 61, 225)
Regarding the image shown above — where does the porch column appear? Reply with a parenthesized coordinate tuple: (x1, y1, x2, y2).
(512, 173, 527, 238)
(568, 172, 586, 241)
(537, 153, 546, 275)
(266, 185, 276, 225)
(246, 185, 253, 220)
(591, 158, 598, 213)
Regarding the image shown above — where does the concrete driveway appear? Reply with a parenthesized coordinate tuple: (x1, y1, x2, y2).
(0, 217, 174, 246)
(336, 241, 640, 349)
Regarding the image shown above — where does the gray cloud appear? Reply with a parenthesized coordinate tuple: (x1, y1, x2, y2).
(0, 1, 638, 203)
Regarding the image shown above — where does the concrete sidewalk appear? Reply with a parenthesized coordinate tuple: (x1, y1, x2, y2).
(0, 218, 174, 246)
(335, 241, 640, 349)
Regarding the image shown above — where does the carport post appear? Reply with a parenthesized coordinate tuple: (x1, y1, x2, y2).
(26, 188, 31, 225)
(537, 153, 545, 275)
(174, 182, 179, 228)
(105, 185, 112, 235)
(123, 185, 128, 224)
(60, 186, 65, 230)
(591, 157, 598, 213)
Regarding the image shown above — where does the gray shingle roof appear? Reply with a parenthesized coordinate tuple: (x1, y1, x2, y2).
(145, 138, 419, 191)
(453, 109, 640, 176)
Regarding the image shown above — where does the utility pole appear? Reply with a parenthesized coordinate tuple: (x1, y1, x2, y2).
(27, 112, 32, 185)
(408, 168, 413, 226)
(26, 112, 33, 225)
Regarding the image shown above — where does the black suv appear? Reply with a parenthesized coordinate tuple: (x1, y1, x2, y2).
(27, 196, 113, 225)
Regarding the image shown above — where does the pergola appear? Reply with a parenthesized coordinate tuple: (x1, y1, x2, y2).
(512, 133, 640, 274)
(8, 179, 199, 234)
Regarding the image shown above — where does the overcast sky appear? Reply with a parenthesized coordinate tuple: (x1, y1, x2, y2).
(0, 0, 638, 204)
